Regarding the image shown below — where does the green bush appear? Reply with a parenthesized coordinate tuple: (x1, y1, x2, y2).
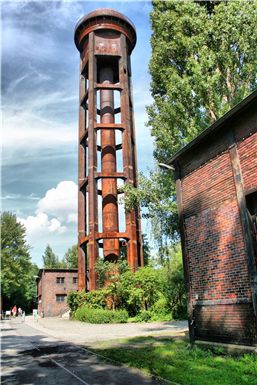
(150, 296, 172, 321)
(134, 267, 162, 310)
(85, 289, 108, 309)
(134, 310, 152, 322)
(112, 309, 129, 323)
(151, 296, 169, 315)
(73, 306, 128, 324)
(67, 290, 87, 313)
(67, 259, 187, 322)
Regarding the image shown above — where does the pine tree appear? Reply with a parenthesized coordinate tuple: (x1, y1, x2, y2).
(42, 244, 59, 268)
(61, 245, 78, 268)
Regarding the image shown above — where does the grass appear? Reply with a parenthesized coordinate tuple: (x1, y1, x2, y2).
(88, 336, 257, 385)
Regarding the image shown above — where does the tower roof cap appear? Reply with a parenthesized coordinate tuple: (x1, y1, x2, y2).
(74, 8, 137, 52)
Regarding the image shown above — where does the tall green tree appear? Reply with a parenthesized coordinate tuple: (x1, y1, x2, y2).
(61, 244, 78, 268)
(142, 234, 151, 266)
(149, 0, 257, 161)
(124, 1, 257, 254)
(42, 244, 59, 268)
(1, 212, 38, 311)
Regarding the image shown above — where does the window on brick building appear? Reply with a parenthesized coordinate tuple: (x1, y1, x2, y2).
(56, 277, 65, 284)
(56, 294, 66, 302)
(246, 191, 257, 262)
(73, 277, 78, 284)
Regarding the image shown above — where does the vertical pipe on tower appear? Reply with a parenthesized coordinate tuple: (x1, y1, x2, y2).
(100, 67, 119, 261)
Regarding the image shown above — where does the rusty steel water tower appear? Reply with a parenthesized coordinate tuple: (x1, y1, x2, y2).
(74, 9, 143, 291)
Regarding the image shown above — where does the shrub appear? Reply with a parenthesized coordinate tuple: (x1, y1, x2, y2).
(73, 306, 128, 324)
(67, 290, 87, 313)
(67, 261, 187, 322)
(150, 296, 171, 320)
(134, 267, 162, 310)
(134, 310, 152, 322)
(85, 289, 108, 309)
(112, 309, 129, 323)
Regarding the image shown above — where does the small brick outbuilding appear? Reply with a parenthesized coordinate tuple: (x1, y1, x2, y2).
(168, 90, 257, 345)
(37, 269, 78, 317)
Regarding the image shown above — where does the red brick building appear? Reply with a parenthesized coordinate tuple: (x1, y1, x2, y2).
(168, 90, 257, 345)
(37, 269, 78, 317)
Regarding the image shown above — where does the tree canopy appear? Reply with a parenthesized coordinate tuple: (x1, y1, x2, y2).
(124, 1, 257, 255)
(61, 245, 78, 268)
(42, 244, 60, 268)
(149, 0, 257, 161)
(1, 212, 38, 311)
(41, 244, 78, 269)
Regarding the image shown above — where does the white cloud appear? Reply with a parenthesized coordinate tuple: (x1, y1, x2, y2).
(18, 212, 67, 243)
(2, 106, 77, 152)
(37, 181, 77, 223)
(18, 181, 77, 243)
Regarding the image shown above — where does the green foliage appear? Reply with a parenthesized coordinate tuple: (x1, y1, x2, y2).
(134, 267, 162, 310)
(24, 263, 39, 306)
(61, 245, 78, 268)
(67, 290, 87, 313)
(67, 288, 109, 313)
(94, 259, 129, 288)
(42, 244, 60, 268)
(123, 1, 257, 252)
(67, 262, 183, 321)
(150, 296, 170, 318)
(118, 271, 142, 316)
(73, 306, 128, 324)
(122, 172, 178, 258)
(142, 234, 151, 265)
(90, 337, 257, 385)
(149, 0, 257, 161)
(162, 245, 187, 319)
(1, 212, 38, 311)
(133, 310, 152, 323)
(84, 289, 108, 309)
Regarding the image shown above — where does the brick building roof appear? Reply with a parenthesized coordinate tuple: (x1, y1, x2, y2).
(37, 268, 78, 279)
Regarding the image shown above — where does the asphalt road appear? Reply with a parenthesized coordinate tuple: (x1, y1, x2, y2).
(1, 319, 173, 385)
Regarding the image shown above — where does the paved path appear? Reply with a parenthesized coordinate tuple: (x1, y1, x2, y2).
(1, 318, 182, 385)
(24, 316, 188, 346)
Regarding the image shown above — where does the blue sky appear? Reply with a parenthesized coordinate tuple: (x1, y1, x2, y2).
(2, 0, 155, 266)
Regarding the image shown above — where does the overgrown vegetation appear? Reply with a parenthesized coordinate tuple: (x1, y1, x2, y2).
(89, 336, 257, 385)
(68, 247, 187, 323)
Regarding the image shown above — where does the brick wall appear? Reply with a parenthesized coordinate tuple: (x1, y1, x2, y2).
(238, 133, 257, 192)
(194, 303, 257, 344)
(181, 131, 257, 344)
(38, 270, 78, 317)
